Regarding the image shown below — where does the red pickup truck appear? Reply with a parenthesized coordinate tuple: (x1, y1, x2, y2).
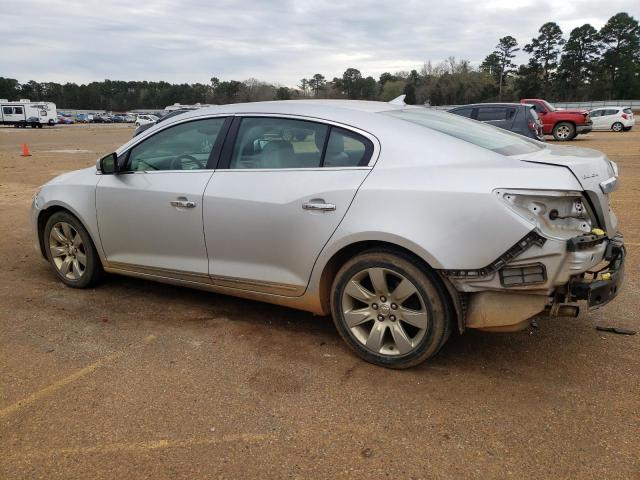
(520, 99, 592, 141)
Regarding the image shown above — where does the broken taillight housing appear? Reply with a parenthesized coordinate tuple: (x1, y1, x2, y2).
(495, 189, 597, 240)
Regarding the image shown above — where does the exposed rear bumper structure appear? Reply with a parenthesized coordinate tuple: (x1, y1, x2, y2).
(576, 124, 593, 134)
(452, 232, 625, 332)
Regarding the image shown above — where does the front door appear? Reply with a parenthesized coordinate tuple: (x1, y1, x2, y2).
(96, 116, 228, 279)
(203, 116, 376, 295)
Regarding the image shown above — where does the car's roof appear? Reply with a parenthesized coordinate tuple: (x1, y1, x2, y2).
(192, 99, 406, 115)
(590, 106, 627, 110)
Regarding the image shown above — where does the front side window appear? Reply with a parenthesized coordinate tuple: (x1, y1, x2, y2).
(382, 108, 543, 156)
(590, 110, 603, 117)
(229, 117, 328, 169)
(125, 117, 226, 171)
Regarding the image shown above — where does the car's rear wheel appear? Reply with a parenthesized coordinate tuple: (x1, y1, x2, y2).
(331, 250, 451, 368)
(552, 122, 575, 141)
(612, 122, 624, 132)
(44, 211, 103, 288)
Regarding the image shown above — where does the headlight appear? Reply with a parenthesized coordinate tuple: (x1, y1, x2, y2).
(496, 189, 595, 240)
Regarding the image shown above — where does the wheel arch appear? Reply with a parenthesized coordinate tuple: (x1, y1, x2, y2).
(316, 239, 464, 333)
(36, 203, 103, 263)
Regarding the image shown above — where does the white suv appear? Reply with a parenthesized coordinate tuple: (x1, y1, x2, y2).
(589, 107, 635, 132)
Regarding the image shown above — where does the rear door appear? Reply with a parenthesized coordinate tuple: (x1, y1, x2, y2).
(203, 115, 376, 296)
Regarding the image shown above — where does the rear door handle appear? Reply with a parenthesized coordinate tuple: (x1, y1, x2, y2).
(302, 201, 336, 212)
(170, 200, 196, 208)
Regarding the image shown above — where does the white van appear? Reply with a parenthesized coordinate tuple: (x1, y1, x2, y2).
(0, 99, 57, 128)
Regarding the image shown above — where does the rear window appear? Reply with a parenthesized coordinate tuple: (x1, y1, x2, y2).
(623, 108, 633, 115)
(381, 108, 543, 156)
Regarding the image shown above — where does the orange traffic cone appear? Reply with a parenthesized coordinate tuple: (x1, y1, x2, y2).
(22, 143, 31, 157)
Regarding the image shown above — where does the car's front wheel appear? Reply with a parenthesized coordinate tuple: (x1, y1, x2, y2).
(44, 211, 103, 288)
(552, 122, 575, 141)
(612, 122, 624, 132)
(331, 250, 451, 368)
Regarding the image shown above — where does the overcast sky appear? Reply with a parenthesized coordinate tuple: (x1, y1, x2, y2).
(2, 0, 639, 87)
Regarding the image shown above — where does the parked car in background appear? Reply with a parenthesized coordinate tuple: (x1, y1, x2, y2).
(133, 109, 191, 136)
(448, 103, 544, 140)
(111, 115, 126, 123)
(123, 114, 136, 123)
(31, 100, 624, 368)
(75, 113, 90, 123)
(520, 99, 592, 141)
(56, 114, 74, 124)
(589, 107, 635, 132)
(134, 114, 159, 128)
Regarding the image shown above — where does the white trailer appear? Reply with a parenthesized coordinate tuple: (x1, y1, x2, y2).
(0, 99, 57, 128)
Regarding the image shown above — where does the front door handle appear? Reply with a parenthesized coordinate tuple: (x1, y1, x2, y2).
(302, 201, 336, 212)
(170, 200, 196, 208)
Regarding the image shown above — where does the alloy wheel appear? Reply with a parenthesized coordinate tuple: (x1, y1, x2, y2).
(48, 221, 87, 280)
(341, 267, 429, 356)
(556, 125, 571, 139)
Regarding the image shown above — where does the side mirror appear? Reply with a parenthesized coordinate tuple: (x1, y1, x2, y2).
(97, 153, 118, 174)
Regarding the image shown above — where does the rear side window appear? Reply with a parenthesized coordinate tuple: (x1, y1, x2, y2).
(228, 117, 373, 169)
(476, 107, 513, 121)
(603, 109, 618, 116)
(229, 117, 328, 169)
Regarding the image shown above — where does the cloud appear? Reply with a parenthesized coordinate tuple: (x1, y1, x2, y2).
(2, 0, 639, 86)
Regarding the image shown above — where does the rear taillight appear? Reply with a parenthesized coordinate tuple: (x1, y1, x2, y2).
(622, 113, 628, 119)
(529, 121, 536, 130)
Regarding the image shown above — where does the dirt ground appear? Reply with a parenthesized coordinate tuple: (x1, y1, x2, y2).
(0, 123, 638, 479)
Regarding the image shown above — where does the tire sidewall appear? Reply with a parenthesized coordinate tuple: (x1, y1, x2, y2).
(330, 250, 449, 368)
(612, 122, 623, 132)
(44, 212, 101, 288)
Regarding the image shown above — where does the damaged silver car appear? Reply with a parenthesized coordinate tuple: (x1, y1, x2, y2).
(31, 99, 625, 368)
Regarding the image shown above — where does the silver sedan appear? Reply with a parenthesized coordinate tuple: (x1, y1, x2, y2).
(31, 100, 625, 368)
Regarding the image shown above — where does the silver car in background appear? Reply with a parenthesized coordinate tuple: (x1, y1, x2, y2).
(31, 100, 625, 368)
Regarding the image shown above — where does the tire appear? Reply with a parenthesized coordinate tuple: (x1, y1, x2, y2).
(612, 122, 624, 132)
(330, 249, 452, 369)
(44, 211, 103, 288)
(552, 122, 575, 141)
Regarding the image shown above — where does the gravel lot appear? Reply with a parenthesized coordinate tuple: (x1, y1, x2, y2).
(1, 123, 638, 479)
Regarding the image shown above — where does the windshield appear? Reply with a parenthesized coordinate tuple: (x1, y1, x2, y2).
(382, 108, 543, 156)
(540, 100, 555, 112)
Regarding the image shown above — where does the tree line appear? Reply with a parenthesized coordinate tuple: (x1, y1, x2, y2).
(1, 12, 638, 110)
